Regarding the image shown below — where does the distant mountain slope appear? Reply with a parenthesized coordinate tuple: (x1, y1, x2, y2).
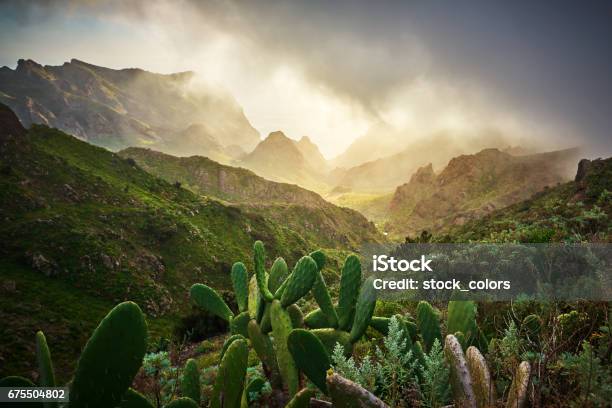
(239, 131, 329, 192)
(386, 147, 581, 238)
(330, 132, 514, 193)
(119, 147, 382, 248)
(0, 59, 260, 155)
(445, 156, 612, 243)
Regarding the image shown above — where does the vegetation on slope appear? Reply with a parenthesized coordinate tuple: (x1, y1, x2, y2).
(119, 147, 382, 249)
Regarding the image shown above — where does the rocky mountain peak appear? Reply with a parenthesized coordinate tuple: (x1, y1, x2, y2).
(409, 163, 435, 184)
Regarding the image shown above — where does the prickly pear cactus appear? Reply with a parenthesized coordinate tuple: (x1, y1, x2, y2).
(311, 260, 338, 328)
(230, 311, 251, 337)
(70, 301, 148, 408)
(220, 334, 247, 361)
(337, 254, 362, 331)
(304, 308, 333, 329)
(254, 240, 275, 301)
(287, 303, 305, 328)
(190, 284, 233, 322)
(210, 338, 249, 408)
(466, 346, 494, 408)
(248, 275, 260, 319)
(231, 262, 249, 313)
(280, 256, 318, 307)
(181, 358, 200, 404)
(447, 301, 478, 346)
(288, 329, 331, 394)
(270, 300, 299, 397)
(349, 277, 377, 343)
(35, 331, 56, 394)
(247, 320, 282, 388)
(269, 257, 289, 293)
(505, 361, 531, 408)
(416, 301, 443, 352)
(312, 328, 352, 357)
(444, 334, 477, 408)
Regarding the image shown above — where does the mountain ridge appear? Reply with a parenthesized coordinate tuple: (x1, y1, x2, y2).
(0, 58, 260, 156)
(386, 147, 581, 237)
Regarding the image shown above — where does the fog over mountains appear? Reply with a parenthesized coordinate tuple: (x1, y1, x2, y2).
(0, 59, 260, 158)
(0, 58, 585, 241)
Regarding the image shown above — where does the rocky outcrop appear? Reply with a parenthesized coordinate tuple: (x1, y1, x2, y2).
(387, 147, 581, 237)
(0, 103, 26, 139)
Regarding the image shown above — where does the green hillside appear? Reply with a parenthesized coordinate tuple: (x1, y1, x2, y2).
(444, 157, 611, 243)
(119, 147, 382, 249)
(0, 104, 334, 378)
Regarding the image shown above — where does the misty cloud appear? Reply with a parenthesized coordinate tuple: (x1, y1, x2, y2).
(1, 0, 610, 157)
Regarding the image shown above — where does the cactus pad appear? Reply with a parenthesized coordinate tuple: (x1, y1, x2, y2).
(280, 256, 318, 307)
(312, 328, 353, 357)
(288, 329, 332, 394)
(230, 311, 251, 337)
(210, 338, 249, 408)
(181, 359, 200, 405)
(337, 254, 362, 331)
(416, 301, 442, 352)
(254, 240, 275, 301)
(190, 284, 233, 322)
(269, 257, 289, 293)
(70, 302, 148, 408)
(35, 331, 56, 389)
(349, 277, 377, 343)
(270, 300, 299, 396)
(231, 262, 249, 312)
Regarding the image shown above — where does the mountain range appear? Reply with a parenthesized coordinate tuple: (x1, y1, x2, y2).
(0, 59, 260, 158)
(0, 103, 380, 377)
(385, 147, 580, 237)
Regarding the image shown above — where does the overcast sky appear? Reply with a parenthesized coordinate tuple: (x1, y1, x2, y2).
(1, 0, 610, 158)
